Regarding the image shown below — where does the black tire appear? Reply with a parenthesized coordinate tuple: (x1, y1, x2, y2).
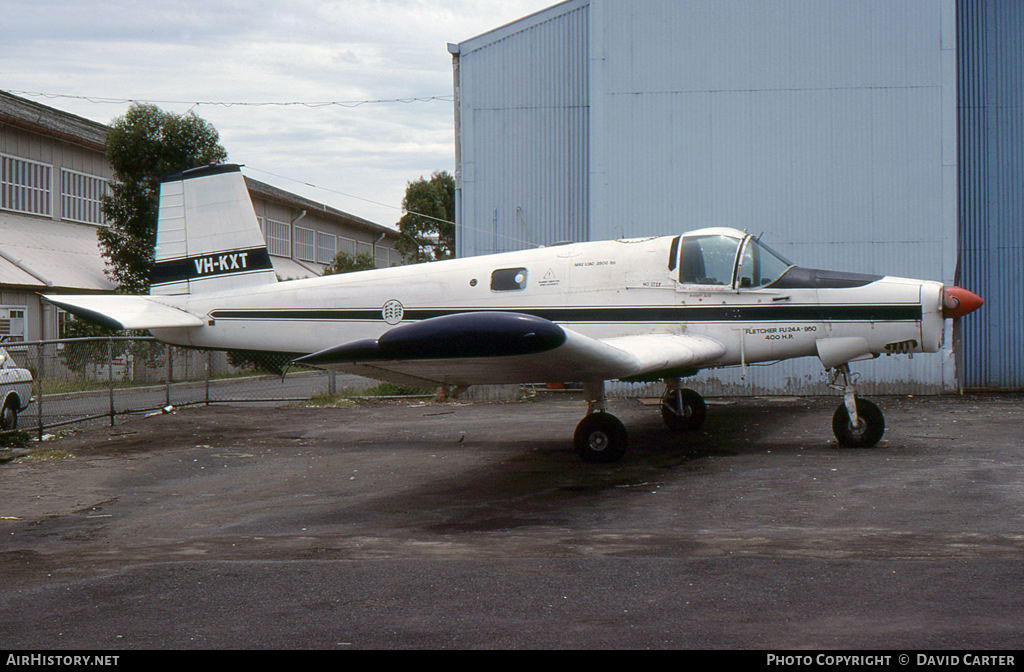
(573, 412, 628, 463)
(660, 388, 707, 432)
(832, 398, 885, 448)
(0, 402, 17, 431)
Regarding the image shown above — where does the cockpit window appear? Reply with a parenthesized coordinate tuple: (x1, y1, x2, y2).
(737, 238, 793, 288)
(678, 235, 741, 285)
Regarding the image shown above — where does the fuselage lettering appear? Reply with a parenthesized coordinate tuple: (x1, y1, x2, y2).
(192, 252, 251, 276)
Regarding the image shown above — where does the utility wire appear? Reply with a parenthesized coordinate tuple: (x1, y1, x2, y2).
(4, 89, 453, 108)
(243, 166, 541, 249)
(4, 89, 541, 250)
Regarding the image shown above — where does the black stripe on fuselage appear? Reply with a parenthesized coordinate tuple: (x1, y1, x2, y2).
(209, 304, 922, 323)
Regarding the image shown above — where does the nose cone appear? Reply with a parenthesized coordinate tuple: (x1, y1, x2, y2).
(942, 286, 984, 319)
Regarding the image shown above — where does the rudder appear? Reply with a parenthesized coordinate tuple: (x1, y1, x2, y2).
(151, 163, 276, 295)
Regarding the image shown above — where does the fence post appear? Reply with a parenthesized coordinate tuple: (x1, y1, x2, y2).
(107, 338, 115, 426)
(35, 343, 43, 441)
(165, 344, 172, 408)
(205, 350, 211, 406)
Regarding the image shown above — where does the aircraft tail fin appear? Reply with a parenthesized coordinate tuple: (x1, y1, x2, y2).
(150, 164, 276, 296)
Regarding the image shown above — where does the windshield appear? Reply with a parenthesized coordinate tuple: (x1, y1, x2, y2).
(737, 237, 793, 288)
(677, 235, 741, 286)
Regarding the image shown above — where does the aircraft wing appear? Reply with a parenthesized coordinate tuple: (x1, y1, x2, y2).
(43, 295, 205, 331)
(295, 311, 725, 387)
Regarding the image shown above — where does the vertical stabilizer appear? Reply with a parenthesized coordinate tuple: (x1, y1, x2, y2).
(150, 164, 276, 295)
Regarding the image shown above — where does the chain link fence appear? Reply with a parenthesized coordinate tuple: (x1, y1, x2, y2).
(1, 337, 378, 441)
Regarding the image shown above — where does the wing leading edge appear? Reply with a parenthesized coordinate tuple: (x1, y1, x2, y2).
(295, 311, 725, 387)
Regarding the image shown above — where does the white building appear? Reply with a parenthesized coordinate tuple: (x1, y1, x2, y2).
(0, 91, 400, 343)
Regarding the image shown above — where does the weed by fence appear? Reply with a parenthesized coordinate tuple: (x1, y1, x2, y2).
(1, 336, 364, 441)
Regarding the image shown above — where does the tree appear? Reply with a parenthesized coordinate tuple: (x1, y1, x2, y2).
(99, 104, 228, 293)
(323, 251, 376, 275)
(395, 170, 455, 263)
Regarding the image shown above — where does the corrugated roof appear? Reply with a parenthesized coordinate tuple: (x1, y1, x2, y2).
(0, 213, 113, 291)
(0, 91, 107, 151)
(244, 177, 398, 240)
(270, 256, 322, 280)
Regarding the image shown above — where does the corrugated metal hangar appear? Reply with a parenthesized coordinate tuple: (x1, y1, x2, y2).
(450, 0, 1023, 393)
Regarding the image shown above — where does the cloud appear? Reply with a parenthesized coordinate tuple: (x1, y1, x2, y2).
(3, 0, 555, 225)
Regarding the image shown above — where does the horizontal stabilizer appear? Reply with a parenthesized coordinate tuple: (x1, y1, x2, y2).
(43, 295, 204, 331)
(296, 311, 725, 386)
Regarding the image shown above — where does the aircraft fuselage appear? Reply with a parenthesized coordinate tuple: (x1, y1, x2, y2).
(151, 230, 944, 384)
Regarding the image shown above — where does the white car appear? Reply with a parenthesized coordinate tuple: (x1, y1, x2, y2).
(0, 348, 32, 431)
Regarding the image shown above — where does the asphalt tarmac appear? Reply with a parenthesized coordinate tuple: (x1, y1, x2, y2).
(1, 392, 1022, 650)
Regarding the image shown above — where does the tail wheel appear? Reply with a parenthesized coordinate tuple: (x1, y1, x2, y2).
(574, 412, 628, 463)
(660, 388, 707, 432)
(832, 398, 885, 448)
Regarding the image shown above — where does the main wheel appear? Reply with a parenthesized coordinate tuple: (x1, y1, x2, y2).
(660, 388, 707, 432)
(573, 412, 628, 463)
(832, 398, 885, 448)
(0, 402, 17, 431)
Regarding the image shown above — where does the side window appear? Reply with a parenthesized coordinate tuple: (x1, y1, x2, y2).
(678, 236, 740, 285)
(491, 267, 528, 291)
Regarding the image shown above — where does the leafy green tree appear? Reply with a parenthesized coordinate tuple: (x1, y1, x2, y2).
(323, 251, 376, 275)
(395, 171, 455, 263)
(99, 104, 228, 293)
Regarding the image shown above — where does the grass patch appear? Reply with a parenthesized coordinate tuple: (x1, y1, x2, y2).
(13, 449, 74, 462)
(363, 381, 433, 396)
(303, 381, 434, 407)
(0, 430, 32, 449)
(304, 392, 358, 408)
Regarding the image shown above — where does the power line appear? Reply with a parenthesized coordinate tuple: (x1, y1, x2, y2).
(4, 89, 541, 250)
(243, 166, 454, 226)
(4, 89, 453, 109)
(243, 166, 541, 249)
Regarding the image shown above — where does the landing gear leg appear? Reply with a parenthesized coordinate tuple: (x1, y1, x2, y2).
(573, 381, 628, 463)
(828, 364, 885, 447)
(660, 378, 707, 432)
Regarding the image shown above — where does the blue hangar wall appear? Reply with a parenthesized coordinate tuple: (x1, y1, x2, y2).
(452, 0, 1023, 393)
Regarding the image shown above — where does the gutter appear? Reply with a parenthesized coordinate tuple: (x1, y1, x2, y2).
(0, 247, 53, 287)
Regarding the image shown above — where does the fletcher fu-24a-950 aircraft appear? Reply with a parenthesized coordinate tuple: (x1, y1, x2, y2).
(45, 164, 983, 462)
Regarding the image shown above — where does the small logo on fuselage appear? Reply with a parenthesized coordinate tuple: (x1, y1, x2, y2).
(382, 299, 404, 325)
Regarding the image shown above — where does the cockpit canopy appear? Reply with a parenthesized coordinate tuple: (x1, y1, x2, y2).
(670, 230, 793, 289)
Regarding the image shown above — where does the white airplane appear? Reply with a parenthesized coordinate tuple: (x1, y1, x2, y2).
(45, 164, 983, 463)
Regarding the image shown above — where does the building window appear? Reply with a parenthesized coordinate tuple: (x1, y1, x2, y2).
(293, 225, 315, 262)
(356, 241, 373, 258)
(61, 169, 108, 225)
(265, 219, 291, 257)
(316, 231, 337, 265)
(56, 307, 71, 340)
(0, 306, 27, 343)
(1, 154, 52, 217)
(337, 237, 356, 256)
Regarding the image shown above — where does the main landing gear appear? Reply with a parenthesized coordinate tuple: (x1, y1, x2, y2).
(574, 382, 629, 463)
(828, 364, 885, 448)
(659, 379, 707, 432)
(573, 379, 709, 463)
(572, 368, 884, 463)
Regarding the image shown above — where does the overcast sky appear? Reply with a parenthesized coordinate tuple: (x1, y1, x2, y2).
(3, 0, 556, 227)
